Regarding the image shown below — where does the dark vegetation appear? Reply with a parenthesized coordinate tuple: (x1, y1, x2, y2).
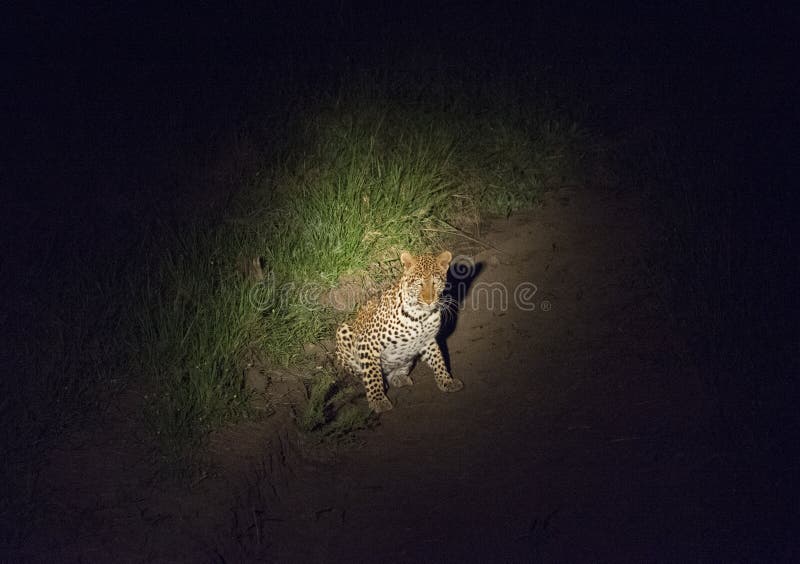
(1, 3, 795, 558)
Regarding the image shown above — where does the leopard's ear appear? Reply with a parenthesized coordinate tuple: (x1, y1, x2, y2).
(400, 251, 416, 270)
(436, 251, 453, 272)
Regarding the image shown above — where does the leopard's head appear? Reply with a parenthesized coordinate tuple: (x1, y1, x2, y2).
(399, 250, 452, 311)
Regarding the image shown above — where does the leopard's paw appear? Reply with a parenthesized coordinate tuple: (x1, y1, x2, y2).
(369, 395, 394, 413)
(389, 373, 413, 388)
(438, 378, 464, 393)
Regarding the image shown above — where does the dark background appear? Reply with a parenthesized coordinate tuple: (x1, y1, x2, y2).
(1, 2, 796, 559)
(4, 0, 794, 373)
(4, 3, 793, 198)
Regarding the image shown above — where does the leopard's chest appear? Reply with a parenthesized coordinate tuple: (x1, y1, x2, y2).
(377, 306, 440, 366)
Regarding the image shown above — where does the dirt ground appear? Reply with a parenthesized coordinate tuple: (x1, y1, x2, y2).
(7, 185, 795, 563)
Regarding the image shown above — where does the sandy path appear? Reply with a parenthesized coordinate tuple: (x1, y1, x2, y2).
(11, 186, 792, 563)
(223, 186, 787, 562)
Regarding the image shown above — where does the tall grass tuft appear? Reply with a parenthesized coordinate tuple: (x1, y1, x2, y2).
(130, 218, 266, 460)
(297, 371, 374, 439)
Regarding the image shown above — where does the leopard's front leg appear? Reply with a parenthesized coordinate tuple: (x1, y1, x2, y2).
(359, 349, 394, 413)
(421, 340, 464, 393)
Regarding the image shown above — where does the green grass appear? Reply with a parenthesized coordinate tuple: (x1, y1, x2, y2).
(297, 371, 375, 439)
(2, 70, 589, 470)
(130, 221, 262, 462)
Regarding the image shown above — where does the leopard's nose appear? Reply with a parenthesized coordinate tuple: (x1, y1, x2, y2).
(420, 280, 434, 304)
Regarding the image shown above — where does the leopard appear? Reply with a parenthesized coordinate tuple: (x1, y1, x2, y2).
(335, 250, 463, 413)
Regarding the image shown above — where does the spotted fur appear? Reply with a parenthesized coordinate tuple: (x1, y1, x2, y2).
(335, 251, 463, 413)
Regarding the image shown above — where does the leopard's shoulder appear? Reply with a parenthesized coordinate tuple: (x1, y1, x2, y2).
(351, 282, 401, 335)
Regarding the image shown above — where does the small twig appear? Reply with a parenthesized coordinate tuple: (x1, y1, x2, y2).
(190, 471, 208, 487)
(253, 507, 261, 546)
(609, 436, 641, 443)
(543, 183, 582, 191)
(634, 399, 659, 406)
(314, 507, 334, 521)
(428, 218, 508, 253)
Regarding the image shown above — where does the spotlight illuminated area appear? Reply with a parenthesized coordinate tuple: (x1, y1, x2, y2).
(2, 4, 794, 562)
